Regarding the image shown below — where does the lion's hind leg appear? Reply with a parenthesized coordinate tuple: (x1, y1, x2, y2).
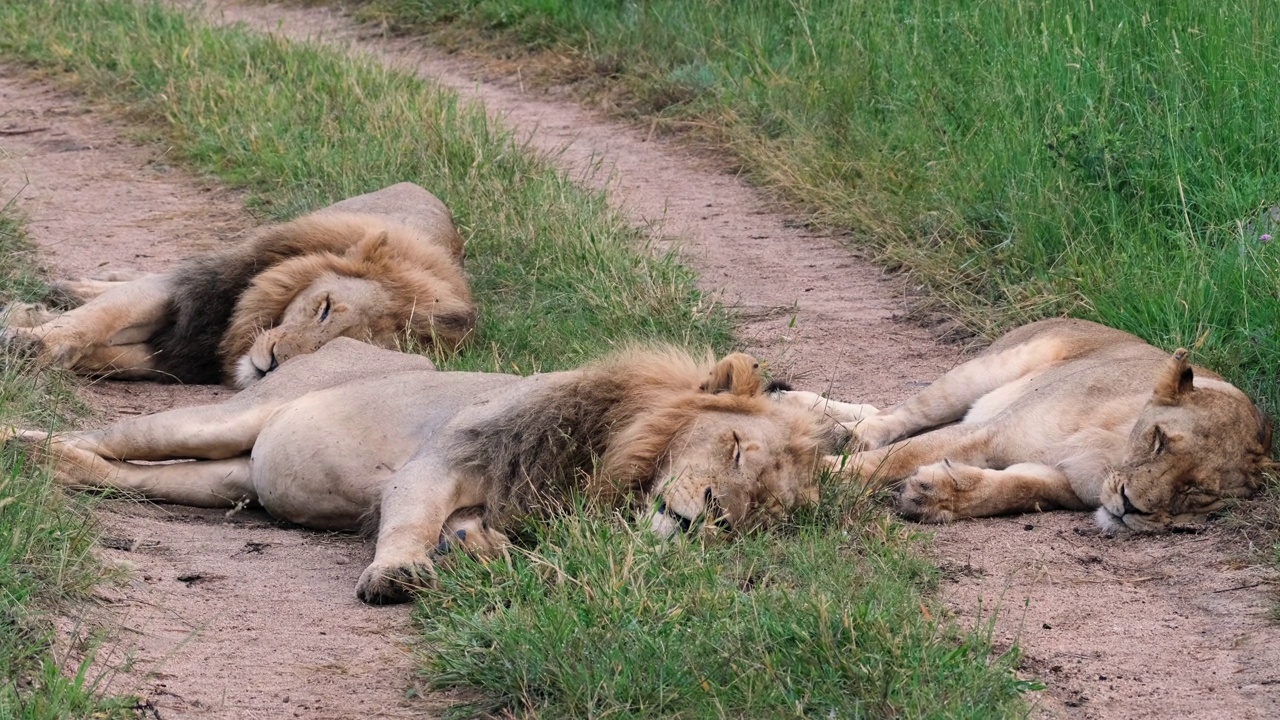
(12, 431, 255, 508)
(896, 460, 1087, 523)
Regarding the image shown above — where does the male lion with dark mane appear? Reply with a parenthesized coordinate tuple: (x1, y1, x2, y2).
(1, 183, 475, 388)
(6, 340, 847, 604)
(792, 318, 1275, 532)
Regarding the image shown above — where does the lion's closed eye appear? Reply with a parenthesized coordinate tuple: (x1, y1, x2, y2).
(1151, 425, 1168, 456)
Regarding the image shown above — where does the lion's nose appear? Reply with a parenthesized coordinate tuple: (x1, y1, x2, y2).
(703, 488, 733, 531)
(655, 497, 694, 534)
(1120, 486, 1144, 516)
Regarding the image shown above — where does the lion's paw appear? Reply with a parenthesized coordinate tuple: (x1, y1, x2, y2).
(1, 325, 42, 355)
(432, 518, 510, 561)
(896, 460, 978, 524)
(821, 453, 852, 476)
(1, 325, 82, 367)
(1, 303, 59, 329)
(843, 415, 900, 451)
(355, 558, 437, 605)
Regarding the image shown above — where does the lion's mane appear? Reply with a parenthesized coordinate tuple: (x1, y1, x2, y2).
(447, 346, 838, 528)
(146, 213, 471, 384)
(218, 217, 475, 379)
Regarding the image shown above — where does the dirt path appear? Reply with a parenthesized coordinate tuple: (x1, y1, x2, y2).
(5, 0, 1280, 716)
(0, 77, 442, 719)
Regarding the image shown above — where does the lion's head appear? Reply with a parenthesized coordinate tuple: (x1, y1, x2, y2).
(223, 224, 475, 389)
(1095, 349, 1274, 532)
(598, 355, 847, 537)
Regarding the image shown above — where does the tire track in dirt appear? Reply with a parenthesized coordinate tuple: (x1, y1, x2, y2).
(1, 77, 443, 719)
(177, 4, 1280, 718)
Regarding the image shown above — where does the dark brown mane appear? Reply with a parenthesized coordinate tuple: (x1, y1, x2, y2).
(448, 347, 702, 524)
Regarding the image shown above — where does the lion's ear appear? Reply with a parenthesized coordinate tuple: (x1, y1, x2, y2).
(1153, 348, 1194, 405)
(352, 229, 392, 262)
(700, 352, 764, 396)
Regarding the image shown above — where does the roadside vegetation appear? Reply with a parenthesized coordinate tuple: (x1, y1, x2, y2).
(354, 0, 1280, 413)
(0, 0, 1035, 716)
(0, 206, 132, 719)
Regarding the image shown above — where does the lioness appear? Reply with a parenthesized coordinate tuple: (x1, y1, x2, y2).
(7, 340, 846, 604)
(1, 183, 475, 388)
(810, 318, 1274, 532)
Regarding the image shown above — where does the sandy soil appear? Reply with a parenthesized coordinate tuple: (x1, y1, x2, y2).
(4, 1, 1280, 716)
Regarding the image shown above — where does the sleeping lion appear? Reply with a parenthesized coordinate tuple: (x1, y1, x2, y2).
(6, 340, 847, 604)
(793, 318, 1275, 532)
(1, 183, 476, 388)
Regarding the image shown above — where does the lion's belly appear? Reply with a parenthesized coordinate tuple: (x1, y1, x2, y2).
(247, 371, 518, 530)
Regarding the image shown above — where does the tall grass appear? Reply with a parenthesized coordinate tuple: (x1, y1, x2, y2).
(358, 0, 1280, 409)
(0, 207, 131, 719)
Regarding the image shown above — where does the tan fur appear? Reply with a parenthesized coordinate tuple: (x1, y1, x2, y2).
(699, 352, 765, 396)
(10, 340, 847, 604)
(0, 184, 473, 387)
(820, 318, 1274, 532)
(223, 215, 474, 387)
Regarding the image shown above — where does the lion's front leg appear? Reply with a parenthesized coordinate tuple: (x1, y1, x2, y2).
(2, 272, 173, 374)
(65, 343, 164, 380)
(357, 458, 488, 605)
(826, 423, 994, 491)
(780, 390, 880, 425)
(897, 461, 1087, 523)
(855, 336, 1069, 448)
(47, 270, 154, 307)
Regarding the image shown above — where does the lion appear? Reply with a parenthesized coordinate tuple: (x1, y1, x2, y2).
(6, 340, 847, 604)
(1, 183, 475, 388)
(808, 318, 1275, 532)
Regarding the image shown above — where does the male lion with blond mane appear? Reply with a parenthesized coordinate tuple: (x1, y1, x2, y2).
(7, 341, 846, 604)
(799, 318, 1274, 532)
(1, 183, 475, 388)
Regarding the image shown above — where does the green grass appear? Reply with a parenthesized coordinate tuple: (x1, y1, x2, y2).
(354, 0, 1280, 411)
(0, 207, 132, 719)
(0, 1, 1036, 715)
(419, 488, 1034, 718)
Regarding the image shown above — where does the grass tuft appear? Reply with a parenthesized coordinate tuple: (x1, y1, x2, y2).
(417, 483, 1036, 718)
(0, 207, 130, 719)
